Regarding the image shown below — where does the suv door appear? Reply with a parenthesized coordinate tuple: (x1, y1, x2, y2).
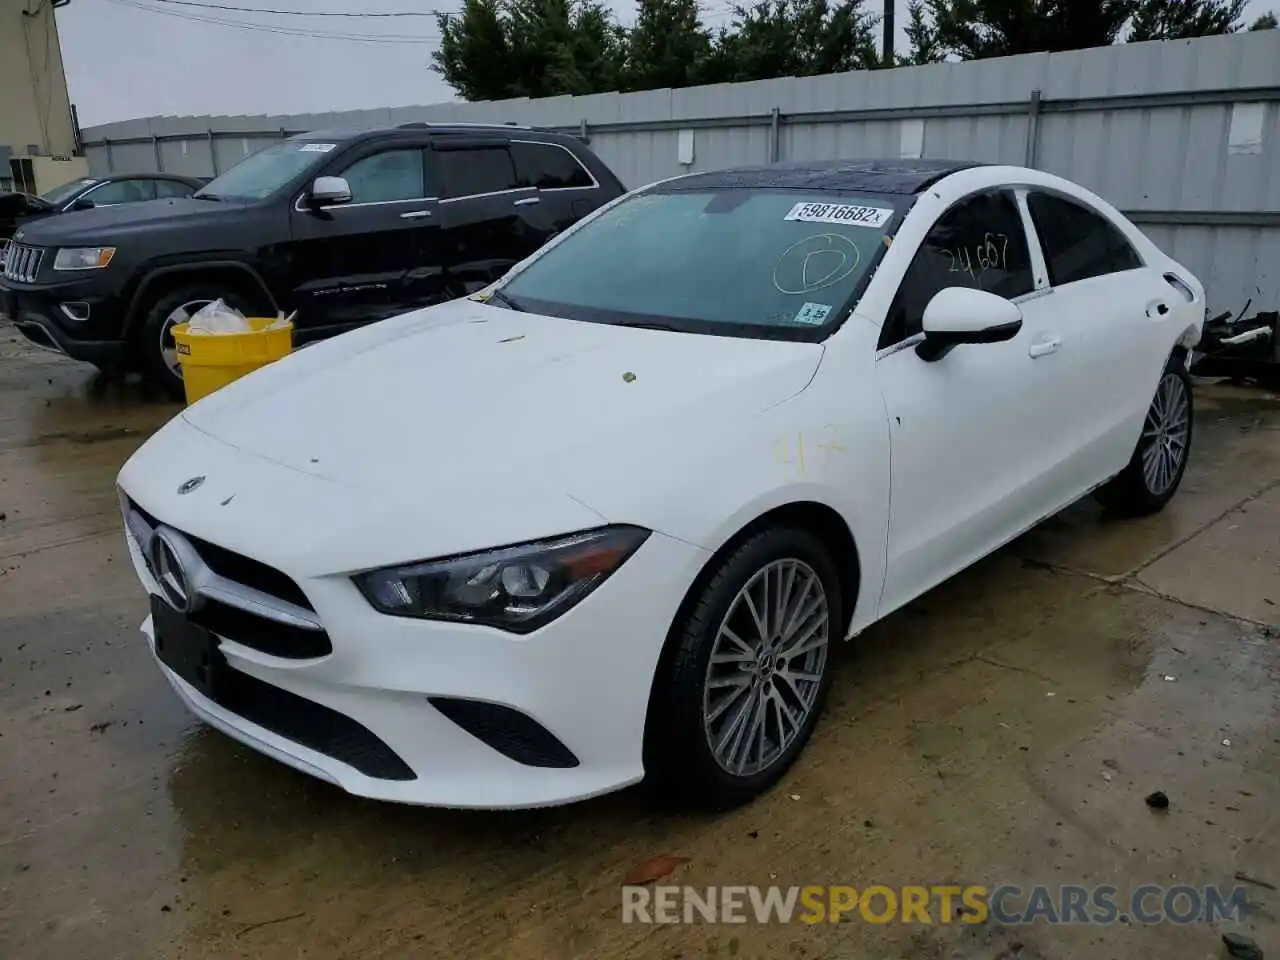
(509, 139, 601, 234)
(434, 140, 557, 295)
(286, 140, 442, 334)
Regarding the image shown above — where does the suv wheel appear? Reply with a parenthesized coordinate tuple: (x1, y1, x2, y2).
(134, 283, 256, 400)
(645, 528, 842, 809)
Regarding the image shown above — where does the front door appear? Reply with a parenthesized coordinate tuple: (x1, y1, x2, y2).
(434, 141, 558, 295)
(875, 189, 1075, 617)
(286, 142, 442, 336)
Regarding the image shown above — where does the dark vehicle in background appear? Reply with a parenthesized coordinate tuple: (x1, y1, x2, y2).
(0, 174, 205, 243)
(0, 123, 626, 396)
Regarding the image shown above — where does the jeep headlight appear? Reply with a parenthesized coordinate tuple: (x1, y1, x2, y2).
(354, 526, 650, 633)
(53, 247, 116, 271)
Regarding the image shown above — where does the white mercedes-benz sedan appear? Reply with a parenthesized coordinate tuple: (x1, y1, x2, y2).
(118, 159, 1204, 810)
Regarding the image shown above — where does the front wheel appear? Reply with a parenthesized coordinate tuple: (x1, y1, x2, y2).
(1094, 355, 1194, 516)
(133, 283, 258, 400)
(645, 528, 843, 810)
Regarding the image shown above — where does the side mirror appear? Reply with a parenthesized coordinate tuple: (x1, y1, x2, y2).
(308, 176, 352, 208)
(916, 287, 1023, 362)
(70, 197, 96, 211)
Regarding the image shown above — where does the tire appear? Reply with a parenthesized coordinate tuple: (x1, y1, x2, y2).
(1094, 354, 1194, 517)
(133, 282, 258, 400)
(644, 527, 844, 810)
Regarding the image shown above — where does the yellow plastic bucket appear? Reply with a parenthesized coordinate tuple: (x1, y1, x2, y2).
(172, 317, 294, 405)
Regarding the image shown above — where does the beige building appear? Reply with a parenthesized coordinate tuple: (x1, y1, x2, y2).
(1, 0, 86, 194)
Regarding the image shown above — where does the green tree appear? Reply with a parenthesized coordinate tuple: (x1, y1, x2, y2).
(1250, 10, 1278, 29)
(625, 0, 714, 90)
(432, 0, 626, 101)
(706, 0, 879, 82)
(1127, 0, 1247, 40)
(918, 0, 1130, 60)
(902, 0, 945, 63)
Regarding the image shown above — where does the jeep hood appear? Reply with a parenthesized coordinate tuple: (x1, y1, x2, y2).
(16, 196, 249, 245)
(179, 299, 823, 505)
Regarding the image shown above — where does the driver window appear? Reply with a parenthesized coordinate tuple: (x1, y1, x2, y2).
(881, 190, 1034, 349)
(339, 149, 425, 204)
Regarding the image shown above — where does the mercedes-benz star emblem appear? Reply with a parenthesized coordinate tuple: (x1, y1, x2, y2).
(148, 527, 204, 614)
(177, 475, 205, 495)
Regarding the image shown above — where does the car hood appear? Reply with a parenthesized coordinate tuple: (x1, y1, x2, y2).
(181, 298, 824, 505)
(15, 196, 246, 245)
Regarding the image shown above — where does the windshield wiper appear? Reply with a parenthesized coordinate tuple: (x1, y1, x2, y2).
(613, 319, 681, 332)
(485, 289, 526, 313)
(192, 193, 222, 201)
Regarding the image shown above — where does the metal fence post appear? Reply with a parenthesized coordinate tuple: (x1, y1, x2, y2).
(769, 107, 781, 163)
(151, 134, 163, 172)
(103, 138, 113, 173)
(1024, 89, 1042, 168)
(579, 117, 589, 143)
(207, 128, 218, 176)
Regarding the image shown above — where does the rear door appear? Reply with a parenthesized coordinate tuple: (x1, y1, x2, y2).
(286, 138, 442, 333)
(509, 139, 602, 234)
(434, 139, 557, 295)
(1022, 190, 1183, 482)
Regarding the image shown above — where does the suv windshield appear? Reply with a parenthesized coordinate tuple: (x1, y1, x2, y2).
(500, 188, 903, 338)
(196, 140, 338, 201)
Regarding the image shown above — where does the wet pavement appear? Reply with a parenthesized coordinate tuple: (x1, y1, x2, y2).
(1, 321, 1278, 960)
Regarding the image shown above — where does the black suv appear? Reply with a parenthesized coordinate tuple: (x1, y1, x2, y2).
(0, 123, 625, 395)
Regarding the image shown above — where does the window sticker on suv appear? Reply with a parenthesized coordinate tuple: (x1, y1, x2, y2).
(784, 202, 893, 228)
(299, 143, 337, 153)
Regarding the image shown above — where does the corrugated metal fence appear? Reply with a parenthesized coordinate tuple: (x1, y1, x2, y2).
(80, 30, 1280, 321)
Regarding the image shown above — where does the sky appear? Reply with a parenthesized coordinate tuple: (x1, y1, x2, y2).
(57, 0, 1270, 127)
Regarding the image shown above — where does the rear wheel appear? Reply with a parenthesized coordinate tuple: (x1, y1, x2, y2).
(133, 282, 257, 400)
(645, 528, 842, 809)
(1094, 355, 1193, 516)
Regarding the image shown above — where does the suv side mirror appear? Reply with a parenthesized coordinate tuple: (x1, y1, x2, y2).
(70, 197, 96, 211)
(916, 287, 1023, 362)
(309, 176, 352, 207)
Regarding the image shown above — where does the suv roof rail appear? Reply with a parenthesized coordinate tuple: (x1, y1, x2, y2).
(395, 121, 533, 130)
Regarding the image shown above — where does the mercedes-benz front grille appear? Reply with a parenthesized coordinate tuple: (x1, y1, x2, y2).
(124, 497, 333, 659)
(3, 243, 44, 283)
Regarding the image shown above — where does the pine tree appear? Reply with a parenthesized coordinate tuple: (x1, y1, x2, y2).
(1127, 0, 1247, 41)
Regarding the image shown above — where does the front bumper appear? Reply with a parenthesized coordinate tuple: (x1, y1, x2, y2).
(0, 278, 127, 367)
(119, 461, 708, 808)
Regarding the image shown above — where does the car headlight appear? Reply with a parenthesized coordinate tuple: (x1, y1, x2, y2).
(353, 525, 650, 633)
(53, 246, 116, 271)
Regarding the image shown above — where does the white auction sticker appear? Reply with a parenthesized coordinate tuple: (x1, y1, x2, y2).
(784, 201, 892, 228)
(298, 142, 337, 153)
(793, 302, 833, 325)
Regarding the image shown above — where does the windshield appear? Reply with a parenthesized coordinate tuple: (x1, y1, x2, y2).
(500, 188, 903, 338)
(196, 140, 339, 201)
(40, 178, 97, 205)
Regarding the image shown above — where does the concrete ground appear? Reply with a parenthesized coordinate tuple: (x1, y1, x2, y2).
(1, 321, 1277, 960)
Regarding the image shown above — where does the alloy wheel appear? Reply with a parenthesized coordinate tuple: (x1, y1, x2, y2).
(159, 299, 213, 378)
(702, 558, 830, 777)
(1141, 371, 1190, 496)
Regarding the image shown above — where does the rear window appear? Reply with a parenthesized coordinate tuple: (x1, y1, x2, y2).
(439, 147, 521, 198)
(501, 189, 902, 338)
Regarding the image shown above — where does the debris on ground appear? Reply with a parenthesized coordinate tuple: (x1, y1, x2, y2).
(1234, 871, 1277, 891)
(1222, 931, 1264, 959)
(1144, 790, 1170, 810)
(623, 855, 690, 886)
(88, 721, 114, 734)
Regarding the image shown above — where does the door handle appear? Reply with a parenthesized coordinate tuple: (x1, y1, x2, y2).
(399, 210, 432, 220)
(1028, 336, 1062, 359)
(513, 196, 541, 207)
(1146, 299, 1171, 318)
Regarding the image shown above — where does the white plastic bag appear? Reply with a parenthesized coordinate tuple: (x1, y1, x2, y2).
(185, 298, 253, 335)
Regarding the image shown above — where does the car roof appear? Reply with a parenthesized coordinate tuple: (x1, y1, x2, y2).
(288, 124, 574, 144)
(663, 159, 988, 195)
(96, 172, 203, 183)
